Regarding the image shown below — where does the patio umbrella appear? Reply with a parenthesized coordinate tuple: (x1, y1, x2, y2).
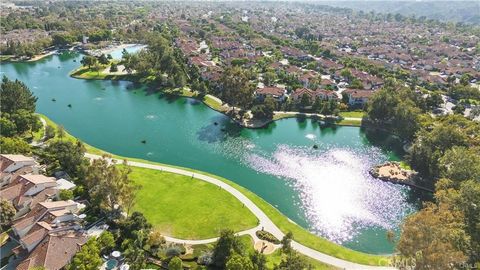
(111, 251, 121, 258)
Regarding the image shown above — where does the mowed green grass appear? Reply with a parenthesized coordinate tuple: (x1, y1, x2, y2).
(339, 111, 365, 118)
(129, 166, 258, 239)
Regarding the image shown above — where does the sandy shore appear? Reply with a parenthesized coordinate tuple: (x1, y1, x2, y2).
(26, 50, 57, 62)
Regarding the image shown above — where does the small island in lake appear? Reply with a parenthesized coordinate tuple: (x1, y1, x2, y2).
(369, 162, 432, 192)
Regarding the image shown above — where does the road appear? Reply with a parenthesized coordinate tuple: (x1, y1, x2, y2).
(85, 153, 394, 270)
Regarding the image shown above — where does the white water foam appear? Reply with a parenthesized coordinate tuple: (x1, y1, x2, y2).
(246, 144, 412, 243)
(305, 133, 316, 140)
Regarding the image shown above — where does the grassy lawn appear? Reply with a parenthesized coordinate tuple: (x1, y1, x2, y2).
(335, 119, 362, 127)
(128, 166, 258, 239)
(339, 111, 365, 118)
(38, 114, 106, 155)
(38, 114, 390, 266)
(70, 66, 136, 81)
(399, 161, 412, 170)
(203, 95, 227, 112)
(272, 113, 297, 121)
(0, 55, 13, 62)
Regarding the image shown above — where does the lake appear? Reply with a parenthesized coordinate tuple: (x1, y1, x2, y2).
(0, 50, 420, 254)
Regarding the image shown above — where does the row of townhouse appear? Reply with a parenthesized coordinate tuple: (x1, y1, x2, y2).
(255, 85, 373, 107)
(0, 154, 88, 270)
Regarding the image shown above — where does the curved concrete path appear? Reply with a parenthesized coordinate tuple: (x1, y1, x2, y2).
(30, 117, 47, 147)
(85, 153, 395, 270)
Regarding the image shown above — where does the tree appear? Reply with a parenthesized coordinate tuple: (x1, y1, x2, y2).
(220, 67, 255, 112)
(274, 252, 309, 270)
(436, 179, 480, 263)
(84, 157, 140, 213)
(425, 92, 442, 110)
(460, 73, 472, 86)
(57, 125, 66, 138)
(453, 104, 465, 115)
(299, 93, 311, 108)
(340, 69, 353, 82)
(397, 202, 469, 270)
(212, 229, 245, 268)
(250, 251, 267, 270)
(52, 32, 75, 46)
(263, 71, 277, 86)
(98, 54, 109, 65)
(0, 117, 17, 137)
(81, 55, 98, 69)
(59, 189, 74, 200)
(252, 96, 276, 120)
(439, 147, 480, 184)
(280, 232, 293, 254)
(367, 83, 422, 140)
(0, 199, 16, 232)
(97, 231, 115, 255)
(116, 212, 152, 244)
(122, 230, 147, 270)
(0, 137, 31, 154)
(67, 238, 102, 270)
(43, 140, 87, 179)
(168, 256, 183, 270)
(458, 180, 480, 262)
(408, 115, 479, 181)
(1, 76, 37, 114)
(10, 109, 42, 136)
(226, 253, 254, 270)
(146, 229, 165, 254)
(45, 125, 55, 140)
(110, 63, 118, 72)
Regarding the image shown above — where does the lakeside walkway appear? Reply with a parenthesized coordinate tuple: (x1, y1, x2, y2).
(85, 153, 395, 270)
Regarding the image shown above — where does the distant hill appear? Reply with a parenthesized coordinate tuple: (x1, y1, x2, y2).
(322, 1, 480, 25)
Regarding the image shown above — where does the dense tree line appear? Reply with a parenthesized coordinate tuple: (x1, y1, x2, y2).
(0, 76, 41, 153)
(121, 27, 188, 88)
(366, 79, 480, 268)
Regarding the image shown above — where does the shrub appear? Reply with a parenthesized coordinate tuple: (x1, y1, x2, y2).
(165, 244, 186, 258)
(45, 125, 55, 140)
(197, 251, 213, 266)
(59, 189, 74, 200)
(255, 230, 280, 244)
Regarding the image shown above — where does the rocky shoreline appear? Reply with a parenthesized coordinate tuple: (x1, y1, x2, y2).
(369, 162, 433, 192)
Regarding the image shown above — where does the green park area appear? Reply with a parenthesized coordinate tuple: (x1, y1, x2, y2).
(129, 166, 258, 239)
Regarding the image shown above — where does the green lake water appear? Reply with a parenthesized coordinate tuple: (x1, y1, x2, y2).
(0, 50, 421, 254)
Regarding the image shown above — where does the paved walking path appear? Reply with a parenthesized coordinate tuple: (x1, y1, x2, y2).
(30, 117, 47, 147)
(85, 153, 395, 270)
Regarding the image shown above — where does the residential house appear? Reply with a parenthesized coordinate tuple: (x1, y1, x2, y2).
(15, 231, 87, 270)
(0, 155, 38, 187)
(0, 174, 58, 218)
(255, 86, 287, 101)
(291, 88, 338, 103)
(299, 71, 317, 88)
(343, 89, 374, 106)
(11, 200, 81, 239)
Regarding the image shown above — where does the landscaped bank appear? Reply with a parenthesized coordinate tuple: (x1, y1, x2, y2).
(37, 114, 390, 266)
